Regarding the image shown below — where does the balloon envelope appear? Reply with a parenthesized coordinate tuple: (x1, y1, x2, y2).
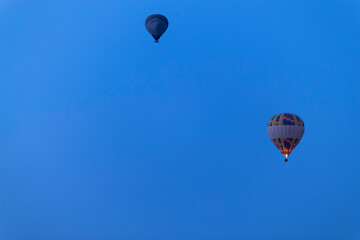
(267, 113, 305, 159)
(145, 14, 168, 42)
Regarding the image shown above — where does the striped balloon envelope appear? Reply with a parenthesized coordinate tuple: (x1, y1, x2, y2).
(145, 14, 168, 43)
(267, 113, 305, 162)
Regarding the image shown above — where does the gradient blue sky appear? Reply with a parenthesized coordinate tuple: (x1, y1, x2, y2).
(0, 1, 360, 239)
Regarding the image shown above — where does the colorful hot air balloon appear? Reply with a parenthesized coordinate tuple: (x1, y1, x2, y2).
(267, 113, 305, 162)
(145, 14, 168, 43)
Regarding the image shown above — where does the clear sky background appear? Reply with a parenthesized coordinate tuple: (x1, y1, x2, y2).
(0, 0, 360, 239)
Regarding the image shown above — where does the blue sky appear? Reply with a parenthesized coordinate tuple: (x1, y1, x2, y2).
(0, 0, 360, 239)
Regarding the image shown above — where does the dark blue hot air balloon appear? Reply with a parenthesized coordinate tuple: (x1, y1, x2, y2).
(145, 14, 168, 43)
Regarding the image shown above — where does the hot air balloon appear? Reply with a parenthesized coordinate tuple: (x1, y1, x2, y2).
(267, 113, 305, 162)
(145, 14, 168, 43)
